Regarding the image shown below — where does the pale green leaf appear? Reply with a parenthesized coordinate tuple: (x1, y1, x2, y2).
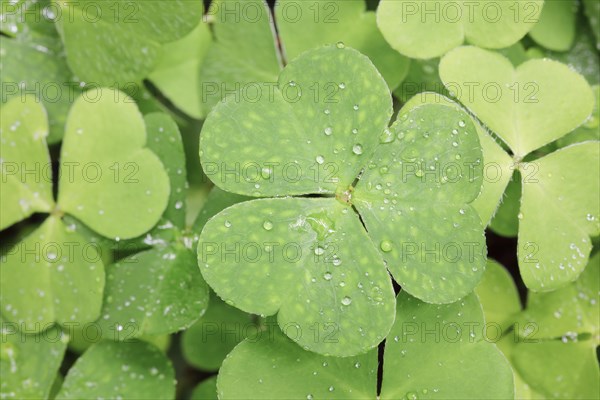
(0, 96, 54, 230)
(377, 0, 543, 58)
(0, 215, 104, 332)
(439, 46, 594, 157)
(529, 0, 577, 51)
(57, 88, 170, 240)
(518, 143, 600, 291)
(148, 21, 212, 119)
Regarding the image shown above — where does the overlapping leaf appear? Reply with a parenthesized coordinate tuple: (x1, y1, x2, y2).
(439, 46, 599, 291)
(377, 0, 543, 58)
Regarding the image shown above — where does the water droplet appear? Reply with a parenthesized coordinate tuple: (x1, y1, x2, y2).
(323, 272, 333, 281)
(354, 362, 361, 368)
(289, 81, 297, 87)
(586, 213, 595, 221)
(324, 127, 333, 136)
(307, 395, 313, 400)
(341, 296, 352, 306)
(353, 104, 359, 111)
(175, 201, 183, 209)
(263, 220, 273, 231)
(316, 155, 325, 164)
(379, 128, 395, 144)
(352, 144, 363, 155)
(517, 212, 524, 220)
(380, 240, 393, 252)
(339, 83, 346, 89)
(352, 128, 358, 134)
(336, 41, 345, 49)
(224, 220, 232, 228)
(314, 246, 325, 256)
(458, 120, 466, 128)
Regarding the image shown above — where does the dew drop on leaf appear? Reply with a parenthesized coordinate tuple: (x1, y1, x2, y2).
(316, 155, 325, 164)
(352, 144, 363, 155)
(263, 220, 273, 231)
(341, 296, 352, 306)
(380, 240, 393, 252)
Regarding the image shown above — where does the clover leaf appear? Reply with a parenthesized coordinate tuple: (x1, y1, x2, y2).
(55, 0, 203, 86)
(528, 0, 577, 51)
(148, 16, 212, 119)
(191, 376, 218, 400)
(439, 46, 599, 291)
(0, 316, 68, 399)
(199, 0, 407, 112)
(199, 45, 485, 356)
(376, 0, 543, 59)
(216, 293, 513, 399)
(0, 90, 170, 332)
(56, 340, 175, 400)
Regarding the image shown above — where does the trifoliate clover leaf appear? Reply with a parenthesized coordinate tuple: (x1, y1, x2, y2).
(199, 0, 407, 112)
(528, 0, 577, 51)
(56, 340, 175, 400)
(182, 293, 258, 371)
(148, 17, 212, 119)
(1, 90, 170, 332)
(0, 316, 68, 399)
(376, 0, 543, 59)
(274, 0, 409, 90)
(216, 293, 514, 399)
(55, 0, 203, 86)
(439, 46, 599, 291)
(0, 97, 54, 230)
(199, 45, 485, 356)
(57, 88, 170, 240)
(474, 259, 522, 330)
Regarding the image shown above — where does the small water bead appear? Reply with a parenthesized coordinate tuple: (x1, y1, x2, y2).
(316, 155, 325, 164)
(224, 220, 232, 228)
(332, 258, 342, 266)
(329, 386, 335, 392)
(324, 109, 331, 115)
(352, 128, 358, 134)
(307, 395, 313, 400)
(323, 272, 333, 281)
(586, 213, 595, 221)
(452, 129, 458, 135)
(352, 144, 363, 155)
(324, 127, 333, 136)
(341, 296, 352, 306)
(458, 120, 466, 128)
(353, 104, 359, 111)
(339, 83, 346, 90)
(314, 246, 325, 255)
(452, 142, 458, 147)
(289, 81, 297, 87)
(354, 362, 361, 368)
(263, 220, 273, 231)
(380, 240, 393, 252)
(336, 41, 345, 48)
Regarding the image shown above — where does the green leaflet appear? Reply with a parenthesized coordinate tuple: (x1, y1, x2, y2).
(0, 215, 105, 331)
(182, 294, 258, 371)
(518, 143, 600, 291)
(439, 46, 594, 158)
(192, 186, 252, 233)
(557, 85, 600, 147)
(57, 88, 170, 240)
(529, 0, 577, 51)
(55, 0, 203, 86)
(0, 97, 54, 230)
(489, 174, 521, 237)
(191, 377, 218, 400)
(56, 340, 175, 400)
(516, 252, 599, 339)
(216, 293, 514, 399)
(199, 46, 485, 355)
(0, 316, 68, 399)
(274, 0, 409, 90)
(148, 20, 212, 119)
(376, 0, 543, 59)
(474, 259, 522, 331)
(96, 244, 209, 338)
(198, 198, 396, 356)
